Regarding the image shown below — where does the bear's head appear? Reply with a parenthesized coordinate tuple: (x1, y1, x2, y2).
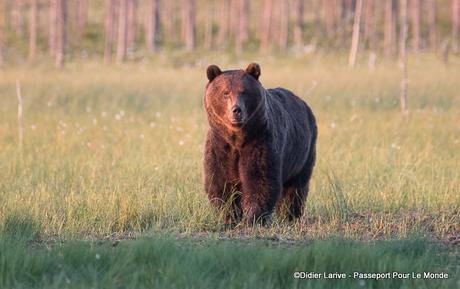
(204, 63, 265, 131)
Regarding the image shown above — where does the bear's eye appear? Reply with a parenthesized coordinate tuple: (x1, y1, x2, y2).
(223, 91, 230, 99)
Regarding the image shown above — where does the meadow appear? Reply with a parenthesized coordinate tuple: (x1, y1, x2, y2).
(0, 54, 459, 288)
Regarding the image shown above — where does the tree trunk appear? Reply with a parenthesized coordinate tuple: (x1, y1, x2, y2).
(74, 0, 88, 40)
(29, 0, 38, 62)
(229, 0, 239, 39)
(77, 0, 88, 30)
(312, 0, 322, 40)
(410, 0, 421, 53)
(0, 4, 4, 68)
(116, 0, 128, 63)
(453, 0, 460, 50)
(399, 0, 408, 113)
(204, 0, 214, 50)
(49, 0, 57, 56)
(278, 0, 289, 50)
(235, 0, 249, 53)
(104, 0, 116, 64)
(349, 0, 364, 67)
(338, 0, 353, 42)
(384, 0, 395, 57)
(324, 0, 336, 38)
(55, 0, 66, 68)
(183, 0, 195, 51)
(260, 0, 272, 53)
(164, 0, 176, 42)
(293, 0, 304, 46)
(428, 0, 437, 51)
(217, 0, 231, 47)
(363, 0, 375, 49)
(146, 0, 160, 51)
(13, 0, 25, 36)
(127, 0, 137, 50)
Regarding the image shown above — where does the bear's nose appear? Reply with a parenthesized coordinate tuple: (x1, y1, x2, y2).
(232, 105, 242, 117)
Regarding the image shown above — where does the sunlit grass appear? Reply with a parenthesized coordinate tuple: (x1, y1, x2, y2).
(0, 56, 459, 241)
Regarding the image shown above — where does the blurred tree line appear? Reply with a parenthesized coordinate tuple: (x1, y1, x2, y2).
(0, 0, 459, 67)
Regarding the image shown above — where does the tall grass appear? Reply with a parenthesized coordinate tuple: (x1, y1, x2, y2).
(0, 56, 459, 240)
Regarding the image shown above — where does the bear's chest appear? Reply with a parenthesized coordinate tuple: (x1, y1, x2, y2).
(223, 142, 240, 173)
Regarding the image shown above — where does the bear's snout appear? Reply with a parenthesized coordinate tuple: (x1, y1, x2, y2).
(230, 104, 245, 125)
(232, 105, 243, 118)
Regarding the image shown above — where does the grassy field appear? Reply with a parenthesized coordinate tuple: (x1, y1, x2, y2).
(0, 54, 459, 288)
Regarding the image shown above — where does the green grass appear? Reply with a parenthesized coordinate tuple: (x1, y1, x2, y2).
(0, 219, 458, 289)
(0, 55, 459, 288)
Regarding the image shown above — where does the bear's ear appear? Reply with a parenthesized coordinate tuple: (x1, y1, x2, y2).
(245, 63, 261, 80)
(206, 65, 222, 82)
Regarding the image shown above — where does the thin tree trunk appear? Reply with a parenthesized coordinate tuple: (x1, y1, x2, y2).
(428, 0, 437, 51)
(113, 0, 120, 51)
(116, 0, 128, 63)
(278, 0, 289, 50)
(312, 0, 322, 40)
(164, 0, 176, 42)
(349, 0, 364, 67)
(0, 7, 4, 68)
(235, 0, 249, 53)
(338, 0, 353, 42)
(204, 0, 214, 50)
(293, 0, 304, 46)
(127, 0, 137, 50)
(55, 0, 66, 68)
(29, 0, 38, 62)
(146, 0, 160, 51)
(76, 0, 88, 32)
(400, 0, 408, 113)
(49, 0, 57, 56)
(104, 0, 115, 64)
(229, 0, 239, 39)
(363, 0, 375, 49)
(324, 0, 336, 38)
(217, 0, 231, 47)
(411, 0, 421, 53)
(384, 0, 394, 57)
(260, 0, 272, 53)
(73, 0, 88, 40)
(453, 0, 460, 50)
(13, 0, 25, 36)
(183, 0, 195, 51)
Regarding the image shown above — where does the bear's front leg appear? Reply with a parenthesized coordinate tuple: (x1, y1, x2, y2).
(204, 132, 242, 224)
(239, 144, 282, 225)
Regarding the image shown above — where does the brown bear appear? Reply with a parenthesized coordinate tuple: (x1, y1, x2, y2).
(203, 63, 317, 225)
